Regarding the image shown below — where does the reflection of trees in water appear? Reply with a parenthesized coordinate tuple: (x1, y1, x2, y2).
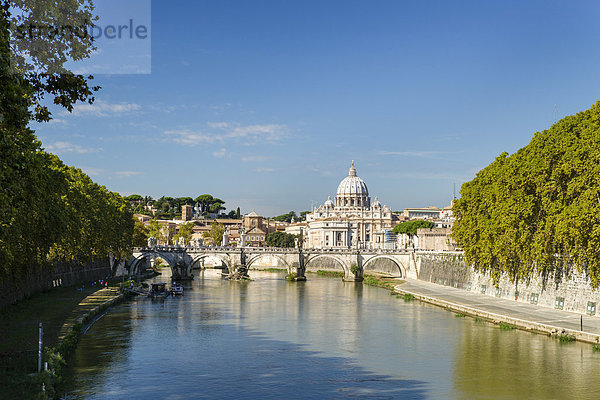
(62, 307, 134, 392)
(453, 321, 600, 399)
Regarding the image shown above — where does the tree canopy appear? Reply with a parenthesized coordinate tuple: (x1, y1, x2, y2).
(0, 1, 133, 293)
(453, 102, 600, 286)
(203, 222, 225, 246)
(174, 222, 194, 245)
(272, 211, 296, 222)
(265, 232, 298, 248)
(393, 220, 435, 236)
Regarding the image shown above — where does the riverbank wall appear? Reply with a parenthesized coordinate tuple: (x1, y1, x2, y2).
(392, 283, 600, 344)
(41, 288, 128, 399)
(0, 258, 113, 309)
(413, 251, 600, 317)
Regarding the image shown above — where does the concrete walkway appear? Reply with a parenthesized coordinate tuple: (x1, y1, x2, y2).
(57, 287, 122, 341)
(395, 279, 600, 344)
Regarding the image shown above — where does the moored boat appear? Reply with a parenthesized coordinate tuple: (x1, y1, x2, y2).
(170, 282, 184, 296)
(148, 282, 171, 298)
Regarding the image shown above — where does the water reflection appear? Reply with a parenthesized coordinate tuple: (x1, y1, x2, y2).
(63, 271, 600, 399)
(453, 320, 600, 399)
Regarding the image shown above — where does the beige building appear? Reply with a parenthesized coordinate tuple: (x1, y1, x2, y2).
(305, 162, 399, 249)
(242, 211, 277, 246)
(417, 228, 457, 251)
(181, 204, 193, 221)
(403, 206, 442, 220)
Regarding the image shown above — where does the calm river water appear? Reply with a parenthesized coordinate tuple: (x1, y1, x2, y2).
(63, 270, 600, 399)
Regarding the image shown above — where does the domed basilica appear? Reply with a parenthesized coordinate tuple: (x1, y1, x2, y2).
(305, 162, 398, 248)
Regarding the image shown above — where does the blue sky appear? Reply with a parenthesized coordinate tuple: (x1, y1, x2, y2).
(34, 0, 600, 216)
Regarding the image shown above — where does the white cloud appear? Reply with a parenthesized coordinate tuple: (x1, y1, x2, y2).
(242, 155, 268, 162)
(115, 171, 143, 177)
(165, 129, 215, 144)
(254, 167, 275, 173)
(212, 148, 227, 158)
(69, 101, 141, 117)
(378, 150, 457, 158)
(45, 141, 101, 154)
(165, 123, 287, 146)
(80, 166, 104, 177)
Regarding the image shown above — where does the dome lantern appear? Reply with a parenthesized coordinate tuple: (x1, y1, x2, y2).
(335, 161, 370, 208)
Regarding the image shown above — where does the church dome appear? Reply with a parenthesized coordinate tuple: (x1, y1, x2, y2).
(335, 161, 370, 208)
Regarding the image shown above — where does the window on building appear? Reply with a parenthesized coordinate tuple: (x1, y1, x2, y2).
(588, 302, 596, 315)
(530, 293, 539, 305)
(480, 285, 486, 294)
(555, 297, 564, 310)
(495, 287, 501, 297)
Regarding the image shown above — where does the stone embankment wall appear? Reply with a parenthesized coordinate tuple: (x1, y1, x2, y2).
(415, 251, 600, 316)
(0, 258, 112, 308)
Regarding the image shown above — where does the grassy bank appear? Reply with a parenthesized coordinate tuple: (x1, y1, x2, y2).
(363, 273, 404, 289)
(0, 280, 125, 399)
(311, 270, 345, 278)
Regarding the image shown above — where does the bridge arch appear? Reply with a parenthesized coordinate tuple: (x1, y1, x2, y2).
(246, 253, 291, 272)
(129, 251, 178, 276)
(362, 255, 405, 277)
(191, 253, 232, 273)
(305, 254, 349, 274)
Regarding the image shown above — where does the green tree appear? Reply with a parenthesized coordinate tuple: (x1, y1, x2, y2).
(195, 194, 214, 213)
(392, 220, 435, 236)
(3, 0, 100, 122)
(174, 222, 194, 245)
(203, 222, 225, 246)
(273, 211, 297, 223)
(453, 101, 600, 286)
(126, 194, 144, 203)
(266, 231, 298, 248)
(132, 220, 149, 247)
(209, 201, 225, 214)
(0, 1, 137, 302)
(147, 220, 161, 240)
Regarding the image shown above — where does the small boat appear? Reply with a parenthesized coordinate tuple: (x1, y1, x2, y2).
(170, 282, 184, 296)
(148, 282, 171, 298)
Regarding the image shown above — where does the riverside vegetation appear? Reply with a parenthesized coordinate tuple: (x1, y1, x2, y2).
(454, 102, 600, 287)
(0, 2, 140, 398)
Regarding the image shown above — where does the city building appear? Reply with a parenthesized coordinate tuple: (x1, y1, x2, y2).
(304, 162, 399, 249)
(416, 227, 457, 251)
(402, 206, 442, 220)
(181, 204, 193, 221)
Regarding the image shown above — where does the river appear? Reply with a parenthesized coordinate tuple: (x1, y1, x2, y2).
(62, 270, 600, 399)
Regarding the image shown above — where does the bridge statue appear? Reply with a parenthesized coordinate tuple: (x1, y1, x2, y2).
(178, 236, 185, 247)
(147, 236, 156, 248)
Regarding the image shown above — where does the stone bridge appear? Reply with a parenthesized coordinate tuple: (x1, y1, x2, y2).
(130, 246, 420, 281)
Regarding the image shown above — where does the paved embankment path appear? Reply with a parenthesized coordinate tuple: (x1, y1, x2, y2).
(395, 279, 600, 343)
(57, 287, 122, 341)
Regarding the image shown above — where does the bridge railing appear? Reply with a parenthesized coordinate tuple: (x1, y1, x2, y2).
(134, 245, 417, 255)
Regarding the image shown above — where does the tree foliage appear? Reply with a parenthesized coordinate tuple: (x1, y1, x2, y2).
(265, 231, 298, 248)
(272, 211, 297, 223)
(3, 0, 100, 122)
(174, 222, 194, 245)
(132, 220, 149, 247)
(203, 222, 225, 246)
(393, 220, 435, 236)
(0, 2, 133, 292)
(453, 102, 600, 286)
